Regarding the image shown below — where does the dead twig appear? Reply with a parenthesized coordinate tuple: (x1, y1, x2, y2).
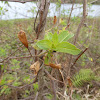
(44, 69, 64, 84)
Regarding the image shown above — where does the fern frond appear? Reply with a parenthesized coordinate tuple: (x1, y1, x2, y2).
(72, 69, 95, 87)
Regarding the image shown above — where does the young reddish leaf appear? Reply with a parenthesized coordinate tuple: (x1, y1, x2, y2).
(18, 30, 28, 48)
(67, 76, 72, 87)
(53, 16, 57, 24)
(49, 63, 61, 69)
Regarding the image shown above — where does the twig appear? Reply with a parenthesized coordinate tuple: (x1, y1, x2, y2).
(27, 47, 33, 57)
(34, 92, 39, 100)
(1, 51, 47, 63)
(44, 69, 64, 84)
(19, 95, 34, 100)
(34, 10, 39, 32)
(44, 69, 57, 100)
(0, 75, 37, 89)
(68, 0, 87, 76)
(51, 79, 57, 100)
(73, 0, 98, 10)
(0, 0, 36, 3)
(74, 0, 87, 44)
(67, 0, 75, 25)
(0, 44, 23, 63)
(56, 91, 65, 99)
(59, 69, 66, 86)
(71, 48, 88, 67)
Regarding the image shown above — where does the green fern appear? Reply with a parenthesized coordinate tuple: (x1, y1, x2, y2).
(72, 69, 95, 87)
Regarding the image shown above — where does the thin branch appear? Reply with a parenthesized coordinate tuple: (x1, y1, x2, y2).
(34, 92, 39, 100)
(67, 0, 75, 25)
(0, 75, 37, 89)
(19, 96, 34, 100)
(34, 10, 39, 32)
(0, 0, 36, 3)
(0, 44, 23, 63)
(1, 51, 47, 63)
(71, 48, 88, 67)
(56, 91, 65, 99)
(44, 69, 64, 84)
(73, 0, 98, 10)
(27, 48, 33, 57)
(51, 79, 57, 100)
(74, 0, 87, 45)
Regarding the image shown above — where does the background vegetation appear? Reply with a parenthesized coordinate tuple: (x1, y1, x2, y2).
(0, 0, 100, 100)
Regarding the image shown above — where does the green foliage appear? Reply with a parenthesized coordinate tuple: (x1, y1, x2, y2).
(72, 93, 81, 100)
(46, 94, 53, 99)
(0, 85, 11, 96)
(0, 1, 9, 17)
(44, 51, 52, 64)
(34, 28, 81, 55)
(72, 69, 95, 87)
(37, 39, 52, 50)
(27, 25, 33, 33)
(24, 90, 30, 98)
(0, 47, 6, 57)
(11, 59, 20, 70)
(56, 0, 61, 11)
(33, 83, 38, 93)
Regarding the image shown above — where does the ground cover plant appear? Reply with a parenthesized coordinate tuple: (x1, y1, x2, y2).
(0, 0, 100, 100)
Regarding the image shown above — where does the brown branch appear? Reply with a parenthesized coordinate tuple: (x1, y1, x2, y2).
(0, 75, 37, 89)
(74, 0, 87, 45)
(34, 92, 39, 100)
(67, 0, 75, 25)
(0, 44, 23, 63)
(44, 69, 57, 100)
(34, 10, 39, 32)
(73, 0, 98, 10)
(51, 79, 57, 100)
(68, 0, 87, 76)
(19, 96, 34, 100)
(44, 69, 64, 84)
(71, 48, 88, 67)
(0, 0, 36, 3)
(27, 47, 33, 57)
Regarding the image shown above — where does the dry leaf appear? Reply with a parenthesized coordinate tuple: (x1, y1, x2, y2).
(49, 63, 61, 69)
(30, 61, 40, 75)
(53, 16, 57, 24)
(67, 76, 72, 87)
(18, 30, 28, 48)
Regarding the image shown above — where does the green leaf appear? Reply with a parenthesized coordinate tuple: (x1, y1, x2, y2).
(12, 82, 22, 86)
(36, 40, 52, 50)
(44, 32, 53, 41)
(55, 42, 81, 55)
(58, 30, 74, 42)
(33, 83, 38, 92)
(64, 33, 74, 41)
(46, 94, 53, 99)
(44, 52, 52, 64)
(32, 44, 41, 50)
(52, 32, 58, 46)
